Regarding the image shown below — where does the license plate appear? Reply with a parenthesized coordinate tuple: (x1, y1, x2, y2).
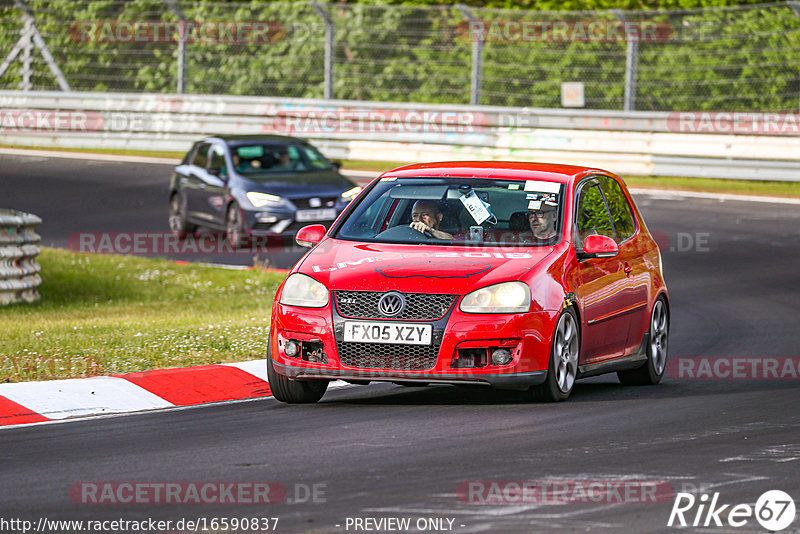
(296, 208, 337, 222)
(343, 321, 432, 345)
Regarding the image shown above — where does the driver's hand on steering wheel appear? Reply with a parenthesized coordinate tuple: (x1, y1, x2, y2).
(409, 221, 431, 235)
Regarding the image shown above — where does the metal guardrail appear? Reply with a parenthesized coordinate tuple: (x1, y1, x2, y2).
(0, 209, 42, 305)
(2, 91, 800, 181)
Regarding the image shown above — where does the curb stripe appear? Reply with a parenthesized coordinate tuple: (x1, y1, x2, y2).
(118, 365, 271, 406)
(0, 376, 173, 421)
(0, 395, 50, 426)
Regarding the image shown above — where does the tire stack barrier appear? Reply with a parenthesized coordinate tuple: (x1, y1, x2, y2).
(0, 209, 42, 305)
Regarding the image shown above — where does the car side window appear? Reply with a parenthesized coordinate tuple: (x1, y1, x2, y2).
(192, 143, 210, 169)
(574, 182, 615, 249)
(599, 176, 636, 243)
(209, 145, 226, 175)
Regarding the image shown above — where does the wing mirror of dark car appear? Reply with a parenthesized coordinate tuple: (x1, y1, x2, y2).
(331, 160, 342, 171)
(296, 224, 327, 248)
(576, 234, 619, 260)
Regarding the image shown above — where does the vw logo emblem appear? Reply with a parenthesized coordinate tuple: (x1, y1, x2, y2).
(378, 291, 406, 317)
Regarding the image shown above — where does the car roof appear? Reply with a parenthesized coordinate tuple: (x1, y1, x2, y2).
(380, 161, 610, 184)
(203, 134, 308, 144)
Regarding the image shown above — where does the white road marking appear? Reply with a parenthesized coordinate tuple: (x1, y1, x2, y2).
(630, 187, 800, 205)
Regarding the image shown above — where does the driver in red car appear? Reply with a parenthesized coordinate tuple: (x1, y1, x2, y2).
(526, 202, 558, 242)
(409, 200, 454, 240)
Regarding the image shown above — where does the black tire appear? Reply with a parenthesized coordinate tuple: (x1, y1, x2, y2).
(169, 193, 197, 235)
(226, 203, 247, 249)
(266, 334, 328, 404)
(530, 307, 580, 402)
(618, 297, 669, 386)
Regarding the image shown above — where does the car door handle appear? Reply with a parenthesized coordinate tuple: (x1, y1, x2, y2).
(197, 183, 206, 189)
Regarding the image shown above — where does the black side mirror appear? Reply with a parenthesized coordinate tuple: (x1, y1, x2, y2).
(208, 166, 222, 176)
(331, 161, 342, 172)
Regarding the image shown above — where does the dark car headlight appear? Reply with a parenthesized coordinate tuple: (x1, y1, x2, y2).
(340, 186, 362, 201)
(246, 192, 283, 208)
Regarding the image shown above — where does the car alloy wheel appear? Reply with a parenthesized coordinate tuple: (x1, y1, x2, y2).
(650, 299, 668, 375)
(169, 193, 196, 235)
(226, 203, 246, 249)
(618, 296, 669, 386)
(532, 307, 580, 402)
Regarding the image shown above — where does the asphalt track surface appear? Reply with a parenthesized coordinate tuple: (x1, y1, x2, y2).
(1, 153, 799, 533)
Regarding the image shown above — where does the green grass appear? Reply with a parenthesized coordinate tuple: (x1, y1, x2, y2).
(0, 143, 185, 160)
(4, 143, 799, 198)
(0, 248, 287, 383)
(621, 175, 800, 198)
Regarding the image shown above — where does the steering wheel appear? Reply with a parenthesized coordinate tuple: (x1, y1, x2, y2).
(375, 224, 433, 241)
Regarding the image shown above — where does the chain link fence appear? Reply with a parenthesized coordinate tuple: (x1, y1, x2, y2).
(1, 0, 800, 111)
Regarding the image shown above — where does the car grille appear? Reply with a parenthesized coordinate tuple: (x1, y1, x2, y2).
(291, 197, 338, 210)
(336, 341, 439, 370)
(335, 291, 457, 320)
(253, 221, 332, 233)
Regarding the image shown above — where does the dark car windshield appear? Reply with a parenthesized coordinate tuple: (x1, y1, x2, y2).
(228, 142, 334, 174)
(335, 177, 564, 247)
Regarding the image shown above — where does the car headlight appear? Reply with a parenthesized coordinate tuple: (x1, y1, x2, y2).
(340, 186, 362, 200)
(279, 273, 329, 308)
(246, 192, 283, 207)
(460, 282, 531, 314)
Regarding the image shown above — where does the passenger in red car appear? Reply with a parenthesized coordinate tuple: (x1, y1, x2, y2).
(409, 200, 454, 240)
(527, 203, 558, 241)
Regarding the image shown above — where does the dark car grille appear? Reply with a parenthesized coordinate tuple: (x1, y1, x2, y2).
(335, 291, 457, 320)
(291, 196, 338, 210)
(253, 221, 332, 233)
(336, 341, 439, 370)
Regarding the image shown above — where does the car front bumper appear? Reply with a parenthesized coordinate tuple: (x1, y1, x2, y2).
(271, 302, 558, 390)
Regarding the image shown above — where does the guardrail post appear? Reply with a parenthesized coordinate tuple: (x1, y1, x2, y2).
(311, 3, 335, 100)
(163, 0, 187, 94)
(613, 10, 638, 111)
(789, 1, 800, 109)
(456, 5, 483, 106)
(1, 0, 71, 91)
(0, 209, 42, 305)
(19, 19, 33, 91)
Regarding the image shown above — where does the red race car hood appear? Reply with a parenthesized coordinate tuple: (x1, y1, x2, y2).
(296, 238, 555, 294)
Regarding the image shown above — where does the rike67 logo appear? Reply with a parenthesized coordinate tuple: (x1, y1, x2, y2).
(668, 490, 796, 531)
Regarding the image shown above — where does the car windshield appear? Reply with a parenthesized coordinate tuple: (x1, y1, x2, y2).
(335, 177, 564, 247)
(228, 142, 333, 174)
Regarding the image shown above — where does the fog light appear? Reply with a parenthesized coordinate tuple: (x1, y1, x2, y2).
(491, 348, 512, 365)
(284, 340, 299, 357)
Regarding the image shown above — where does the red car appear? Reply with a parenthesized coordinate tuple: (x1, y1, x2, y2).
(267, 161, 669, 403)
